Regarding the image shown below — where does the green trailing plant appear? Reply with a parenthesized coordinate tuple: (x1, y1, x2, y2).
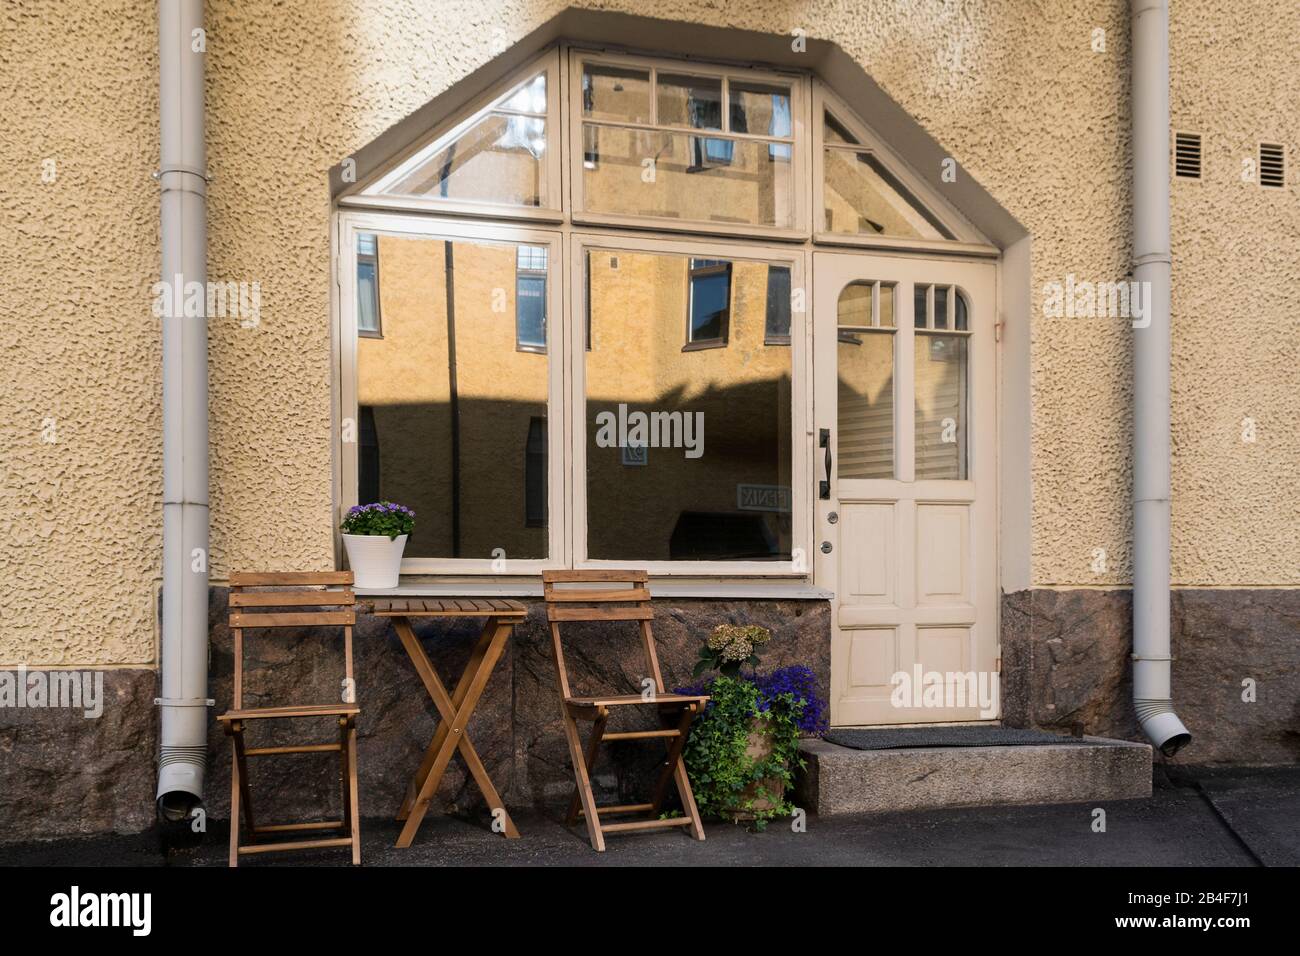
(693, 623, 771, 677)
(677, 674, 807, 829)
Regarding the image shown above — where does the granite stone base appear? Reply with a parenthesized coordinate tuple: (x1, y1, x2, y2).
(1001, 588, 1300, 765)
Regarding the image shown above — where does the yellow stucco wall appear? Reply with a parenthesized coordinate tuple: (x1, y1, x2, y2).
(1, 1, 1296, 665)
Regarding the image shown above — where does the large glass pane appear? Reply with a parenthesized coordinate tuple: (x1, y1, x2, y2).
(657, 73, 722, 130)
(914, 334, 968, 480)
(582, 125, 793, 227)
(356, 234, 551, 559)
(824, 148, 953, 239)
(581, 64, 651, 124)
(386, 112, 547, 206)
(585, 250, 793, 561)
(837, 281, 895, 479)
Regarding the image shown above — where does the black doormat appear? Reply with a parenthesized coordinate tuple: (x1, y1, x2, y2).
(822, 727, 1087, 750)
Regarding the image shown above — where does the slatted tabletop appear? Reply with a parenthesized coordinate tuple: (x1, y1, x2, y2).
(368, 597, 527, 618)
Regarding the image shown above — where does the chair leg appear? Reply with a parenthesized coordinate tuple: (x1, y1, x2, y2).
(648, 703, 697, 815)
(566, 710, 608, 825)
(344, 717, 362, 865)
(228, 734, 242, 867)
(559, 706, 605, 852)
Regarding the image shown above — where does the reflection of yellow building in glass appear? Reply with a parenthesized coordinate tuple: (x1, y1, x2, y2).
(357, 236, 792, 562)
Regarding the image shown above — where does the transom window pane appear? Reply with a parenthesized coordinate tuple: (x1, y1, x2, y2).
(731, 81, 792, 138)
(657, 73, 722, 130)
(585, 250, 793, 561)
(356, 233, 551, 559)
(836, 282, 895, 480)
(380, 72, 548, 207)
(582, 64, 651, 124)
(823, 148, 954, 240)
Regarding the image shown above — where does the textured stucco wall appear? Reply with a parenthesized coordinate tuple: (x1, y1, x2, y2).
(2, 0, 1297, 667)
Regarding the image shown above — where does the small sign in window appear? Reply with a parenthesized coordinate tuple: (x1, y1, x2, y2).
(737, 484, 791, 512)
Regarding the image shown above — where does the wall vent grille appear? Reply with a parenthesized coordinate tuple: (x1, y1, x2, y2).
(1174, 132, 1202, 179)
(1259, 142, 1285, 188)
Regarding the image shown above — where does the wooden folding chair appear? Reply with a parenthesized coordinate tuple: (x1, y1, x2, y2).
(543, 570, 708, 851)
(216, 571, 362, 867)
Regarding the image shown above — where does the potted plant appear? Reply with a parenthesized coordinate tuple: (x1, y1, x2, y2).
(340, 501, 414, 589)
(678, 625, 827, 828)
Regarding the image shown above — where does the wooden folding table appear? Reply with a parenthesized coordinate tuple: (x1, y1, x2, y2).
(369, 597, 526, 848)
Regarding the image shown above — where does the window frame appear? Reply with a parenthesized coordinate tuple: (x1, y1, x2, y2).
(331, 42, 998, 584)
(569, 230, 811, 577)
(684, 258, 732, 350)
(336, 209, 568, 575)
(355, 232, 384, 338)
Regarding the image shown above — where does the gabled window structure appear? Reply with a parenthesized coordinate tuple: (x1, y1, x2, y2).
(336, 43, 986, 577)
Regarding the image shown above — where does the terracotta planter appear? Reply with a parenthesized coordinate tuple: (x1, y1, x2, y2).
(341, 533, 407, 589)
(729, 717, 785, 821)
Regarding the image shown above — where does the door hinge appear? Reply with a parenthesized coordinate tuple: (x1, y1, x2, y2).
(994, 645, 1002, 673)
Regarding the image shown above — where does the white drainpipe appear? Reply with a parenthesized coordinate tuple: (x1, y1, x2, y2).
(156, 0, 212, 818)
(1130, 0, 1191, 756)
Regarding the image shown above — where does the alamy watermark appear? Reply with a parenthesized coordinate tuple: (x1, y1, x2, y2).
(1041, 274, 1151, 328)
(0, 666, 103, 718)
(890, 665, 999, 719)
(594, 403, 704, 459)
(151, 273, 262, 328)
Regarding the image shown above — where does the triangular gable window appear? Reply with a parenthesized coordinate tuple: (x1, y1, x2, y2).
(362, 53, 559, 212)
(820, 104, 956, 241)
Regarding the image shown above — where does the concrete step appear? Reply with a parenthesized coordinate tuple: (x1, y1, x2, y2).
(795, 735, 1152, 816)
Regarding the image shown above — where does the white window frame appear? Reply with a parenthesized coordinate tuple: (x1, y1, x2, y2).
(336, 209, 567, 575)
(330, 42, 1002, 584)
(569, 230, 812, 576)
(567, 48, 811, 241)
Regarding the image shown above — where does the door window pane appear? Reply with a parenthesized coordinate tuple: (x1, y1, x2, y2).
(585, 250, 793, 561)
(582, 125, 793, 227)
(914, 334, 968, 479)
(837, 279, 895, 480)
(356, 234, 550, 559)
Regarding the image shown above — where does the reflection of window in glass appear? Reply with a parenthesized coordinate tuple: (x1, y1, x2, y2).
(585, 249, 792, 562)
(686, 259, 732, 347)
(358, 405, 380, 504)
(516, 244, 547, 352)
(822, 110, 954, 240)
(837, 281, 896, 480)
(913, 284, 970, 480)
(357, 233, 381, 337)
(525, 417, 547, 527)
(578, 61, 794, 228)
(355, 234, 551, 560)
(765, 265, 792, 344)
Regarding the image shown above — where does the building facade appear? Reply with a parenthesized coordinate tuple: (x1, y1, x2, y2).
(1, 0, 1296, 840)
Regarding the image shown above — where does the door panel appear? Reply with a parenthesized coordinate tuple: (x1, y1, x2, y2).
(815, 251, 997, 726)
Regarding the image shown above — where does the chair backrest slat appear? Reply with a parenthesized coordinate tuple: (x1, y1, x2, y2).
(229, 589, 355, 608)
(230, 570, 353, 587)
(542, 570, 664, 697)
(228, 571, 355, 711)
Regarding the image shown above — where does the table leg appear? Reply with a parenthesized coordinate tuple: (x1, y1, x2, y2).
(394, 617, 495, 820)
(393, 617, 518, 847)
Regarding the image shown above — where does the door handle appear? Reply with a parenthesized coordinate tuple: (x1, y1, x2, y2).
(819, 428, 831, 500)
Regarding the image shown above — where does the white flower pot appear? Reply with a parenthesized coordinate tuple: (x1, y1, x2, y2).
(342, 533, 407, 589)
